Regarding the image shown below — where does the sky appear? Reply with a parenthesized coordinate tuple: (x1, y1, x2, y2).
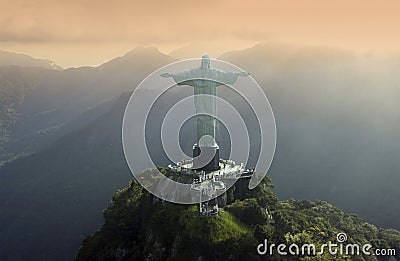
(1, 0, 400, 68)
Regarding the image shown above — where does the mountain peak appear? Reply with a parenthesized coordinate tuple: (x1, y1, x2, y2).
(124, 46, 163, 57)
(98, 46, 176, 70)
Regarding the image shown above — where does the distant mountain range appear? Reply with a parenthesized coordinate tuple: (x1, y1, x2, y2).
(0, 47, 176, 165)
(0, 44, 400, 260)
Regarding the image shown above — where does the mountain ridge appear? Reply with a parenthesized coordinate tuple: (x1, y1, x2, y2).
(0, 50, 63, 70)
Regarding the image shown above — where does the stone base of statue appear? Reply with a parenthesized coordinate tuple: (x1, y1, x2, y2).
(167, 153, 254, 216)
(192, 144, 220, 171)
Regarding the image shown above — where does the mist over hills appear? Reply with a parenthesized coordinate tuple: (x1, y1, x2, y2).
(220, 43, 400, 229)
(0, 47, 176, 165)
(0, 44, 400, 260)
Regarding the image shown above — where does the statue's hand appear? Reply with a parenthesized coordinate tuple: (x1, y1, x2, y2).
(238, 71, 250, 77)
(160, 73, 172, 78)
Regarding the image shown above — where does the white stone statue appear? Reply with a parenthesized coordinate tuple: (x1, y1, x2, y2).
(161, 55, 249, 147)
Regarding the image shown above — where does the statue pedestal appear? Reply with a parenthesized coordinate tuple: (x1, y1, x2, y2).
(193, 144, 220, 171)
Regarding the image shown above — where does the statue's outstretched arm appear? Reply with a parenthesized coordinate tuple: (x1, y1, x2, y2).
(160, 73, 173, 78)
(236, 71, 250, 77)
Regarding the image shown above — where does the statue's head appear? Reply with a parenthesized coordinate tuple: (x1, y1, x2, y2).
(201, 55, 210, 69)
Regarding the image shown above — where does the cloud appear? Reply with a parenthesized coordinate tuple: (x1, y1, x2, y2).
(0, 0, 234, 44)
(1, 0, 400, 67)
(1, 0, 400, 49)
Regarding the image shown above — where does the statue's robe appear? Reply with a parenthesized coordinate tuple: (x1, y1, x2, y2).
(171, 68, 241, 147)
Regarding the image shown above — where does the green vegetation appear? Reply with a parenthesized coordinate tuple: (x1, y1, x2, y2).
(76, 174, 400, 260)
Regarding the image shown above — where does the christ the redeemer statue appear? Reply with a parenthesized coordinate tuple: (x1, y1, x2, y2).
(161, 55, 249, 171)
